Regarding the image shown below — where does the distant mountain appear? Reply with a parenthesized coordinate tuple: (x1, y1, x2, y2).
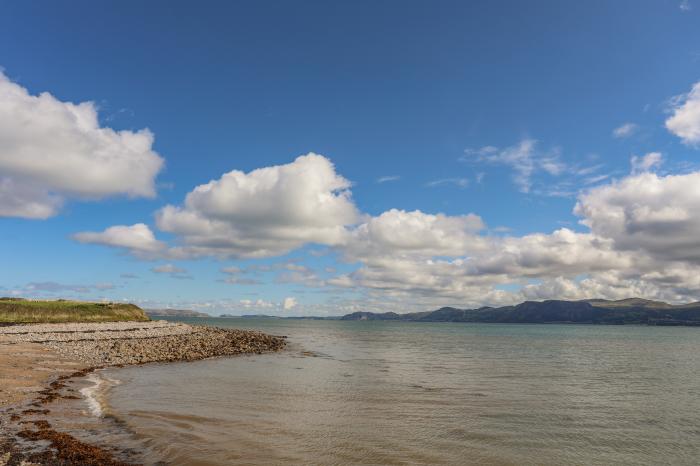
(583, 298, 674, 309)
(146, 308, 210, 318)
(340, 299, 700, 326)
(216, 314, 340, 320)
(218, 314, 279, 318)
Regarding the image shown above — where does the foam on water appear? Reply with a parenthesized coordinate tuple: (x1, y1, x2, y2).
(79, 371, 121, 418)
(79, 372, 105, 417)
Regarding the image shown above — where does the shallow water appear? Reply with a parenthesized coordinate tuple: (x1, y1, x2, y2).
(92, 319, 700, 465)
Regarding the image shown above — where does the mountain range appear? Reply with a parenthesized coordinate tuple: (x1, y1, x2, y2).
(340, 298, 700, 326)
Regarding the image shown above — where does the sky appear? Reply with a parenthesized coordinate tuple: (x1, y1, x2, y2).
(1, 0, 700, 316)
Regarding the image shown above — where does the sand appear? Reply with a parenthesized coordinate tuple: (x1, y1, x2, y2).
(0, 341, 85, 408)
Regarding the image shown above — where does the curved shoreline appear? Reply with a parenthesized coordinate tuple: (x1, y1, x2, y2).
(0, 322, 286, 465)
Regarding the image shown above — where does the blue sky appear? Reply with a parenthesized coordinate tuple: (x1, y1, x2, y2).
(1, 0, 700, 315)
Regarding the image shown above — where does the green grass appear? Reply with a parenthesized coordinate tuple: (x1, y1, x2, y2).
(0, 298, 150, 323)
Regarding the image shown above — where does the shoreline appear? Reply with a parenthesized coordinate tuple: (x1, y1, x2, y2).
(0, 321, 286, 465)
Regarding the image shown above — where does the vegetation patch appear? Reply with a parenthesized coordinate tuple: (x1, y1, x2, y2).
(0, 298, 149, 324)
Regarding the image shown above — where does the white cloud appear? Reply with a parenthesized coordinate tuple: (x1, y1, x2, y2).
(152, 264, 187, 274)
(24, 281, 115, 294)
(484, 139, 539, 192)
(219, 266, 263, 285)
(275, 264, 324, 287)
(584, 174, 610, 185)
(376, 175, 400, 183)
(155, 153, 360, 258)
(221, 277, 262, 285)
(666, 81, 700, 146)
(465, 139, 565, 193)
(680, 0, 692, 11)
(630, 152, 663, 174)
(612, 122, 638, 138)
(463, 146, 498, 157)
(283, 297, 298, 310)
(332, 170, 700, 306)
(333, 227, 628, 305)
(0, 178, 62, 219)
(343, 209, 486, 260)
(239, 299, 275, 309)
(151, 263, 191, 279)
(575, 171, 700, 262)
(72, 224, 167, 258)
(425, 178, 469, 188)
(5, 281, 119, 300)
(0, 72, 164, 218)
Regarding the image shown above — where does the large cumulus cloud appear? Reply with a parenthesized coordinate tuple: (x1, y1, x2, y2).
(575, 172, 700, 262)
(0, 72, 163, 218)
(155, 153, 359, 258)
(76, 154, 360, 259)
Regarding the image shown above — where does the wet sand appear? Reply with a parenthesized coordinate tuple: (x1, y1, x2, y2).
(0, 341, 94, 466)
(0, 341, 85, 408)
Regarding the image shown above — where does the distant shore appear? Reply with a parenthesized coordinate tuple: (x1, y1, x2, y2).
(0, 321, 286, 465)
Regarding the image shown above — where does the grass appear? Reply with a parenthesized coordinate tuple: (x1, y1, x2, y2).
(0, 298, 150, 323)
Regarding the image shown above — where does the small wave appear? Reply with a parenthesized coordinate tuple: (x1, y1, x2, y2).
(79, 372, 120, 417)
(80, 372, 104, 416)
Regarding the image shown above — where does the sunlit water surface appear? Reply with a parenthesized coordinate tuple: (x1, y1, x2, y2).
(87, 319, 700, 465)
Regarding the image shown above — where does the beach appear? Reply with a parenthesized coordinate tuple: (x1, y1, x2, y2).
(0, 321, 285, 465)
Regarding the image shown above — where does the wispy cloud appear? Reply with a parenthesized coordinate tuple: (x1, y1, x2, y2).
(463, 139, 564, 193)
(583, 174, 610, 185)
(425, 178, 469, 188)
(221, 277, 263, 285)
(680, 0, 692, 11)
(574, 164, 605, 176)
(462, 146, 498, 157)
(376, 175, 400, 183)
(151, 264, 192, 279)
(631, 152, 663, 174)
(23, 281, 115, 294)
(612, 122, 638, 138)
(275, 264, 325, 287)
(464, 140, 612, 196)
(219, 266, 263, 285)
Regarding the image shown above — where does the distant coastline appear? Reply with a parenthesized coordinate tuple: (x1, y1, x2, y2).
(182, 298, 700, 327)
(145, 308, 211, 318)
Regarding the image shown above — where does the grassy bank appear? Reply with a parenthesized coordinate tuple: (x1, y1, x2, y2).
(0, 298, 150, 323)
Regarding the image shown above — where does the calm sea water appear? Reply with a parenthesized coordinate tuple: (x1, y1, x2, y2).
(90, 318, 700, 465)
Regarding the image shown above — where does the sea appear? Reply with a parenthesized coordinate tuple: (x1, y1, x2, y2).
(49, 318, 700, 465)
